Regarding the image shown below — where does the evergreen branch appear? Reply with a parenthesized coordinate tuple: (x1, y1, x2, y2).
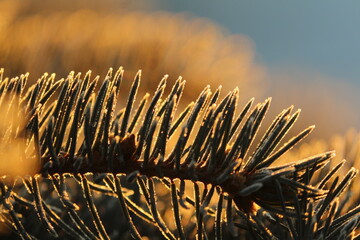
(1, 68, 360, 239)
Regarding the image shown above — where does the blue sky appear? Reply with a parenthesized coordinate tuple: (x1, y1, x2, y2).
(146, 0, 360, 137)
(155, 1, 360, 86)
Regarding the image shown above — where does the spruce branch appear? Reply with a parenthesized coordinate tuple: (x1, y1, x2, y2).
(0, 68, 359, 239)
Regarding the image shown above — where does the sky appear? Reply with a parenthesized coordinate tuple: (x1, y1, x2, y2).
(147, 0, 360, 138)
(154, 0, 360, 86)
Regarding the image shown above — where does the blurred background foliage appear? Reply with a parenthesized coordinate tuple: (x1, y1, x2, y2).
(0, 0, 264, 102)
